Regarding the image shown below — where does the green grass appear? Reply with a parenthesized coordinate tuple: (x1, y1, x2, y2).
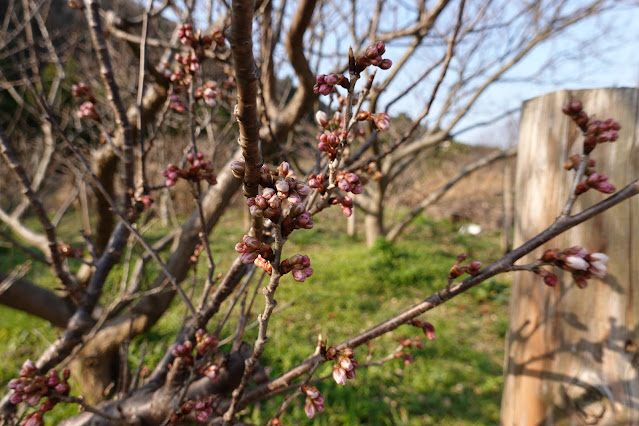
(0, 210, 510, 425)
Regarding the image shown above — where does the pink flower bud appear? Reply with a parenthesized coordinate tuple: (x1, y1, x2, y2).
(296, 183, 311, 196)
(304, 398, 317, 419)
(565, 255, 589, 271)
(243, 235, 261, 250)
(422, 321, 436, 340)
(315, 110, 329, 128)
(333, 366, 347, 385)
(372, 113, 390, 131)
(230, 161, 245, 178)
(575, 276, 588, 289)
(240, 252, 258, 265)
(339, 356, 353, 371)
(20, 360, 36, 377)
(275, 179, 290, 194)
(379, 59, 393, 70)
(594, 181, 616, 193)
(77, 101, 101, 121)
(303, 385, 320, 399)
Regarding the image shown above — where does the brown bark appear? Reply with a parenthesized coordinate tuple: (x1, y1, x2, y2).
(502, 88, 639, 425)
(0, 273, 74, 328)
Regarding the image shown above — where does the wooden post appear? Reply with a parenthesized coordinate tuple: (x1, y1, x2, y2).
(501, 88, 639, 425)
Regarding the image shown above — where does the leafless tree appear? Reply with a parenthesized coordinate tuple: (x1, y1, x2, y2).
(0, 0, 637, 425)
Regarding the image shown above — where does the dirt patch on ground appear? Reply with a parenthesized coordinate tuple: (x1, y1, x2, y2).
(388, 142, 516, 231)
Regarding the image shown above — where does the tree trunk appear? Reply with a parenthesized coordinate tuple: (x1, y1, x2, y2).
(501, 88, 639, 425)
(364, 179, 386, 247)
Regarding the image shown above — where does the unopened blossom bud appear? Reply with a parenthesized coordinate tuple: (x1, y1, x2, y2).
(575, 276, 588, 289)
(296, 183, 311, 197)
(341, 347, 354, 358)
(422, 321, 436, 340)
(594, 181, 616, 193)
(467, 261, 482, 275)
(378, 59, 393, 70)
(339, 356, 353, 371)
(20, 360, 36, 377)
(565, 255, 589, 271)
(372, 113, 390, 131)
(303, 385, 320, 399)
(305, 398, 317, 419)
(77, 101, 101, 122)
(275, 179, 289, 194)
(562, 100, 583, 115)
(365, 44, 380, 59)
(315, 110, 329, 128)
(333, 365, 347, 385)
(55, 382, 70, 394)
(243, 235, 261, 250)
(205, 365, 219, 381)
(325, 346, 338, 360)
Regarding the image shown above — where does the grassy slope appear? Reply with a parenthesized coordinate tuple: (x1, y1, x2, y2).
(0, 210, 510, 425)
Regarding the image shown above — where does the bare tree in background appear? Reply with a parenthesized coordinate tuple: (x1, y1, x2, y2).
(0, 0, 638, 424)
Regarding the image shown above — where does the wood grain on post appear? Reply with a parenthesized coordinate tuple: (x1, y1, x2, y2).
(502, 88, 639, 425)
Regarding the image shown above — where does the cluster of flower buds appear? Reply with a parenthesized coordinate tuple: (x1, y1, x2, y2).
(172, 340, 195, 364)
(308, 173, 328, 194)
(353, 41, 393, 73)
(163, 152, 217, 187)
(562, 100, 621, 154)
(8, 360, 71, 426)
(172, 329, 218, 365)
(564, 154, 615, 195)
(57, 242, 83, 258)
(281, 203, 315, 236)
(335, 171, 363, 194)
(168, 396, 215, 424)
(410, 319, 436, 341)
(175, 52, 200, 75)
(136, 194, 153, 209)
(247, 188, 282, 219)
(356, 111, 391, 132)
(317, 131, 341, 159)
(77, 101, 101, 122)
(302, 385, 325, 419)
(280, 254, 314, 282)
(71, 82, 94, 102)
(245, 162, 311, 218)
(169, 93, 187, 114)
(313, 73, 349, 96)
(235, 235, 274, 265)
(178, 23, 225, 52)
(156, 61, 173, 79)
(395, 336, 426, 365)
(325, 346, 357, 385)
(330, 195, 354, 217)
(274, 176, 311, 205)
(537, 246, 609, 288)
(194, 81, 219, 107)
(448, 254, 482, 283)
(189, 243, 204, 266)
(315, 110, 343, 130)
(194, 328, 218, 358)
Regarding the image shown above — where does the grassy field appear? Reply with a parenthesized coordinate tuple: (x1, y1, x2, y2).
(0, 210, 511, 425)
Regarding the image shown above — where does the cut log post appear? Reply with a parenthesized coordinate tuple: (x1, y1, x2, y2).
(501, 88, 639, 425)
